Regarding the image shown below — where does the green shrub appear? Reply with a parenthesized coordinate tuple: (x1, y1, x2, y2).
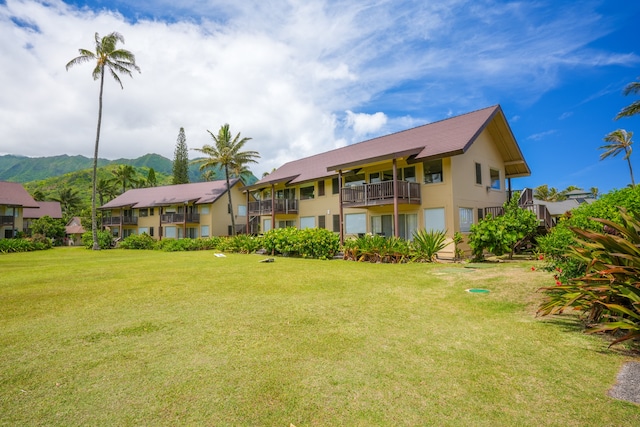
(342, 234, 410, 263)
(218, 235, 262, 254)
(468, 198, 538, 260)
(0, 237, 52, 253)
(262, 227, 339, 259)
(120, 233, 155, 250)
(411, 229, 450, 262)
(81, 230, 113, 249)
(538, 208, 640, 347)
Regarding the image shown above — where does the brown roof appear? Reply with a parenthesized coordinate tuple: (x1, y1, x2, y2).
(99, 179, 241, 209)
(0, 181, 39, 208)
(65, 217, 86, 234)
(23, 201, 63, 219)
(247, 105, 529, 189)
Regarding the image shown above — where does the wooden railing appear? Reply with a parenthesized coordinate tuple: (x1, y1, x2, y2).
(248, 199, 299, 215)
(341, 181, 421, 207)
(160, 213, 200, 224)
(102, 216, 138, 226)
(484, 187, 553, 230)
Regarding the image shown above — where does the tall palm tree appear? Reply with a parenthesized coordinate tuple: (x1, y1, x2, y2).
(615, 77, 640, 120)
(600, 129, 635, 187)
(109, 164, 139, 194)
(52, 187, 83, 218)
(66, 32, 140, 250)
(96, 178, 118, 206)
(192, 124, 260, 235)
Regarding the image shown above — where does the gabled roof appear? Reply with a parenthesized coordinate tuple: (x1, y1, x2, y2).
(0, 181, 39, 208)
(24, 201, 63, 219)
(247, 105, 530, 189)
(65, 217, 85, 235)
(99, 179, 240, 210)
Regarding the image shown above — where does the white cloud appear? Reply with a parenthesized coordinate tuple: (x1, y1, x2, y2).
(345, 111, 387, 137)
(527, 130, 557, 141)
(0, 0, 637, 178)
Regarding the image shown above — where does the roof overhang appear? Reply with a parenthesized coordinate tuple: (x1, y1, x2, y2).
(326, 148, 424, 172)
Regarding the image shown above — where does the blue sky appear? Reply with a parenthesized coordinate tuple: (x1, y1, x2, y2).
(1, 0, 639, 193)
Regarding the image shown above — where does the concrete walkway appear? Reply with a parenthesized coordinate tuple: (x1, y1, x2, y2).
(609, 361, 640, 404)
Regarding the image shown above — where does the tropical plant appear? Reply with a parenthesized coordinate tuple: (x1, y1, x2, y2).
(29, 216, 66, 241)
(538, 208, 640, 347)
(411, 229, 450, 262)
(119, 233, 155, 250)
(600, 129, 635, 187)
(0, 237, 51, 253)
(615, 76, 640, 120)
(51, 187, 84, 218)
(96, 178, 118, 206)
(66, 31, 140, 250)
(453, 231, 465, 260)
(468, 197, 538, 260)
(192, 124, 260, 235)
(342, 234, 410, 263)
(81, 230, 113, 249)
(172, 127, 190, 185)
(109, 164, 139, 194)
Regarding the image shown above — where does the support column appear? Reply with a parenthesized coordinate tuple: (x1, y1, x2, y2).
(246, 191, 250, 234)
(271, 184, 275, 231)
(393, 159, 399, 238)
(339, 170, 344, 245)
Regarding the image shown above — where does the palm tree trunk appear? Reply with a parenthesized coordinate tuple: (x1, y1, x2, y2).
(627, 157, 635, 187)
(225, 166, 236, 235)
(92, 70, 105, 250)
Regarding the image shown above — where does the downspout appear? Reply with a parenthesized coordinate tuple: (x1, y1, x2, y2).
(508, 177, 512, 202)
(339, 170, 344, 245)
(393, 159, 399, 238)
(159, 207, 163, 241)
(183, 203, 187, 239)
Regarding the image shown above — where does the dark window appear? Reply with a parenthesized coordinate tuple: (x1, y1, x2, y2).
(318, 180, 325, 197)
(150, 208, 154, 216)
(478, 209, 484, 221)
(318, 215, 326, 229)
(150, 227, 154, 237)
(333, 214, 340, 232)
(423, 159, 443, 183)
(332, 177, 340, 194)
(300, 185, 314, 200)
(475, 163, 482, 185)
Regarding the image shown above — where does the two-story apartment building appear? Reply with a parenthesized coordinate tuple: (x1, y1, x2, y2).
(23, 201, 63, 234)
(0, 181, 40, 239)
(244, 105, 530, 256)
(99, 179, 250, 239)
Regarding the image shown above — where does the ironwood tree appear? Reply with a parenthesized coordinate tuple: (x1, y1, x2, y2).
(172, 127, 190, 184)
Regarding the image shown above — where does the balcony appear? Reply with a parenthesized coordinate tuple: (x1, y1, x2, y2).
(160, 213, 200, 224)
(341, 181, 422, 208)
(1, 215, 15, 226)
(248, 199, 299, 215)
(102, 216, 138, 226)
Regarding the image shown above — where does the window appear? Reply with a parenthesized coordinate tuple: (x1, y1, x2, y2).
(475, 162, 482, 185)
(201, 225, 210, 237)
(399, 214, 418, 241)
(238, 205, 247, 216)
(318, 180, 325, 197)
(333, 214, 340, 232)
(149, 208, 154, 216)
(263, 218, 272, 233)
(149, 227, 154, 237)
(370, 172, 381, 183)
(424, 208, 446, 232)
(459, 207, 474, 233)
(404, 166, 416, 182)
(344, 173, 365, 187)
(318, 215, 326, 229)
(490, 168, 500, 190)
(139, 227, 149, 235)
(423, 159, 443, 183)
(200, 206, 210, 215)
(345, 213, 366, 234)
(139, 208, 149, 217)
(300, 216, 315, 229)
(278, 220, 296, 228)
(478, 208, 484, 221)
(332, 177, 340, 194)
(300, 185, 315, 200)
(187, 227, 198, 239)
(164, 226, 176, 238)
(276, 188, 295, 199)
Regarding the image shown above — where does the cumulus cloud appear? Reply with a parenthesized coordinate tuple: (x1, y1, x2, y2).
(0, 0, 637, 177)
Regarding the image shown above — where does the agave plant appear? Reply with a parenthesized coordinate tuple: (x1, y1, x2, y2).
(411, 229, 450, 262)
(538, 208, 640, 346)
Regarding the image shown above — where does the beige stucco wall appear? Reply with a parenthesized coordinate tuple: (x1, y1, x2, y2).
(0, 205, 23, 238)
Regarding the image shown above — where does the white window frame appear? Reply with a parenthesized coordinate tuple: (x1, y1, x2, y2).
(300, 216, 315, 229)
(345, 213, 366, 234)
(459, 207, 474, 233)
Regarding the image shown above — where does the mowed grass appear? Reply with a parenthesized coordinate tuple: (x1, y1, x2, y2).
(1, 248, 638, 426)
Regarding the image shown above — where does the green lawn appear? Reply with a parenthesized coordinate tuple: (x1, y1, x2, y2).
(1, 248, 638, 426)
